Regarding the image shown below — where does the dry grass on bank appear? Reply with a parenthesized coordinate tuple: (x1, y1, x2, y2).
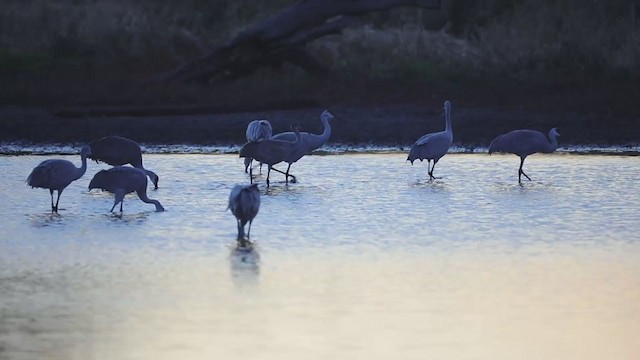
(0, 0, 638, 114)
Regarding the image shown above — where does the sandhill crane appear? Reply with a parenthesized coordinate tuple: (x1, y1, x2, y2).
(228, 184, 260, 248)
(407, 100, 453, 179)
(244, 119, 273, 173)
(489, 128, 560, 183)
(87, 135, 159, 189)
(27, 145, 92, 213)
(88, 166, 165, 212)
(239, 126, 303, 187)
(269, 109, 334, 182)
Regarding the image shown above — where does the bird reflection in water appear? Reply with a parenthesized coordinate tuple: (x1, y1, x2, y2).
(229, 245, 260, 285)
(27, 212, 64, 228)
(107, 211, 149, 224)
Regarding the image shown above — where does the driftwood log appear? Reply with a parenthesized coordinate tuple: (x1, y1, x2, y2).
(155, 0, 442, 84)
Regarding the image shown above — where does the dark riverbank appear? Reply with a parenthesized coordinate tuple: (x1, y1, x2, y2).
(0, 103, 638, 149)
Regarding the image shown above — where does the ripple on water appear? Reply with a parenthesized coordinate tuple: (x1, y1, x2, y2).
(1, 153, 640, 360)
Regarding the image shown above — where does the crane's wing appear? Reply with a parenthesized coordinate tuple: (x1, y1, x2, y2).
(415, 131, 441, 146)
(27, 159, 74, 188)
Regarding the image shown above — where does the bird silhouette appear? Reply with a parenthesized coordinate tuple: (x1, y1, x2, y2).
(408, 100, 453, 179)
(269, 109, 334, 182)
(243, 119, 273, 174)
(239, 125, 303, 186)
(489, 128, 560, 183)
(227, 184, 260, 248)
(27, 145, 92, 213)
(88, 166, 165, 212)
(87, 135, 159, 189)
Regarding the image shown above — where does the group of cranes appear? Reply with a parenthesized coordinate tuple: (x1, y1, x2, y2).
(27, 135, 164, 213)
(407, 100, 560, 183)
(26, 104, 560, 248)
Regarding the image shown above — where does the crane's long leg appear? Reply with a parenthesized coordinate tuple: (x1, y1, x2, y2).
(54, 190, 62, 212)
(111, 190, 125, 212)
(284, 164, 292, 185)
(266, 167, 271, 187)
(270, 166, 296, 183)
(247, 219, 253, 239)
(249, 166, 254, 184)
(518, 157, 531, 183)
(49, 189, 55, 212)
(429, 161, 440, 180)
(237, 219, 244, 240)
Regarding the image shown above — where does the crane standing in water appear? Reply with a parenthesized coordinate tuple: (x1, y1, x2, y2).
(407, 100, 453, 180)
(88, 166, 165, 212)
(268, 110, 334, 182)
(228, 184, 261, 248)
(87, 135, 160, 189)
(239, 126, 303, 186)
(27, 145, 92, 213)
(244, 119, 273, 174)
(489, 128, 560, 183)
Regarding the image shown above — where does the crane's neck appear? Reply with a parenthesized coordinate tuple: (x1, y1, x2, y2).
(546, 131, 559, 152)
(307, 117, 331, 149)
(444, 107, 452, 133)
(74, 154, 89, 181)
(137, 188, 165, 212)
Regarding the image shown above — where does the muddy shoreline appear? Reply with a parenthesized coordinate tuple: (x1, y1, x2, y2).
(1, 104, 638, 148)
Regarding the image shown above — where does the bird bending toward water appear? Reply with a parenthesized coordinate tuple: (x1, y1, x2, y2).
(239, 125, 303, 187)
(87, 135, 159, 189)
(488, 128, 560, 183)
(244, 119, 273, 173)
(408, 100, 453, 180)
(88, 166, 165, 212)
(27, 145, 92, 213)
(269, 109, 335, 182)
(228, 184, 260, 248)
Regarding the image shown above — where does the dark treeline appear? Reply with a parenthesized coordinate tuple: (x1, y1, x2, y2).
(0, 0, 638, 115)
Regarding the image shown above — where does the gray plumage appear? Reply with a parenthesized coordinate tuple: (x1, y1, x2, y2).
(228, 184, 261, 247)
(87, 135, 159, 189)
(27, 145, 92, 213)
(407, 100, 453, 179)
(268, 110, 334, 183)
(271, 109, 334, 154)
(88, 166, 165, 212)
(239, 126, 303, 186)
(244, 119, 273, 173)
(488, 128, 560, 183)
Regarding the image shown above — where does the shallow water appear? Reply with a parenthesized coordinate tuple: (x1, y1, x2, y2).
(1, 153, 640, 360)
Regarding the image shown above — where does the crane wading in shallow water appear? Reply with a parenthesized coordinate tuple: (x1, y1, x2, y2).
(27, 145, 92, 213)
(407, 100, 453, 180)
(88, 166, 165, 212)
(267, 109, 335, 182)
(87, 135, 160, 189)
(227, 184, 261, 248)
(244, 119, 273, 174)
(239, 125, 303, 187)
(489, 128, 561, 183)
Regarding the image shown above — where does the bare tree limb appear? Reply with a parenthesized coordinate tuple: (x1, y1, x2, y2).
(154, 0, 441, 84)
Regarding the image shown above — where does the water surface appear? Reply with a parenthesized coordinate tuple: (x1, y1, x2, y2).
(1, 153, 639, 359)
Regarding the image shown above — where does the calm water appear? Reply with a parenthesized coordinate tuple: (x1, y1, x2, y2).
(1, 153, 640, 360)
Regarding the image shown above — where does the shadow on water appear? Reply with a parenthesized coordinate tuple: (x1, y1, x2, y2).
(493, 180, 553, 194)
(410, 179, 449, 192)
(26, 212, 65, 228)
(229, 244, 260, 285)
(263, 183, 302, 196)
(105, 212, 150, 225)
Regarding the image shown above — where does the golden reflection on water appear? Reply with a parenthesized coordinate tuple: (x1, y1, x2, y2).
(14, 246, 635, 360)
